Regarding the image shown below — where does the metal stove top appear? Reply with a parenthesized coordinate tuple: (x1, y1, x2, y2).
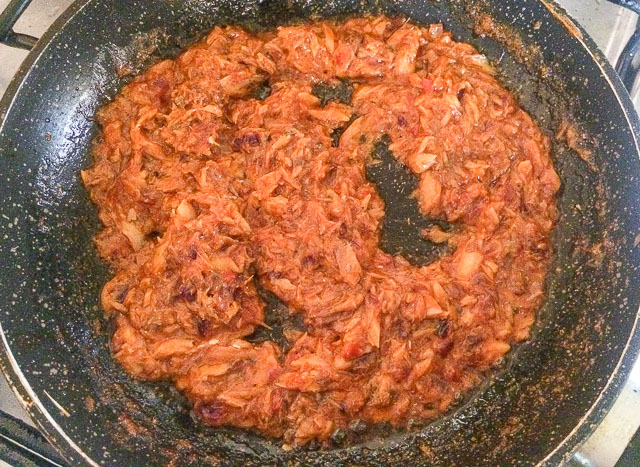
(0, 0, 639, 465)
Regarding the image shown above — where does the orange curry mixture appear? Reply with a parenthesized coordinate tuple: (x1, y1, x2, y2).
(82, 16, 560, 445)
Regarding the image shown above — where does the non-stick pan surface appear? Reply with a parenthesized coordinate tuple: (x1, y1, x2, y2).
(1, 0, 640, 465)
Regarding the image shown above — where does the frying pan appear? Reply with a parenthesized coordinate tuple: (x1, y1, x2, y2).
(1, 0, 640, 465)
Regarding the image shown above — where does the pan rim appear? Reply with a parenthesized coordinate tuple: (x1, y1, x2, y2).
(0, 0, 102, 463)
(0, 0, 639, 465)
(530, 1, 640, 464)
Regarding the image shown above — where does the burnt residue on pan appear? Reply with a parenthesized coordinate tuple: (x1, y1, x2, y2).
(0, 0, 639, 465)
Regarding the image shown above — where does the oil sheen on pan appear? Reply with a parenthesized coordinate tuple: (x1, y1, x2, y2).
(81, 16, 560, 446)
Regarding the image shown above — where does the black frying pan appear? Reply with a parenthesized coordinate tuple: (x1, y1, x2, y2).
(1, 0, 640, 465)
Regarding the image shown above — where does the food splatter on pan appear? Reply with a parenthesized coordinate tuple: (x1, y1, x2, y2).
(82, 16, 560, 445)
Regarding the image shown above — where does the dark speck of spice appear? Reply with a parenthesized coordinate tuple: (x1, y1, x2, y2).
(246, 133, 261, 146)
(437, 320, 451, 338)
(233, 132, 261, 151)
(251, 80, 271, 100)
(339, 223, 348, 237)
(198, 318, 213, 338)
(188, 245, 198, 260)
(397, 115, 407, 127)
(117, 287, 129, 303)
(179, 285, 197, 302)
(457, 88, 466, 101)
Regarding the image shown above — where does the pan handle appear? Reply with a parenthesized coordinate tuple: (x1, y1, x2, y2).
(0, 409, 67, 466)
(0, 0, 37, 50)
(607, 0, 640, 93)
(616, 24, 640, 93)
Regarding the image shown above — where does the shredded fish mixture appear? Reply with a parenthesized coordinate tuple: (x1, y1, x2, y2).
(82, 16, 560, 445)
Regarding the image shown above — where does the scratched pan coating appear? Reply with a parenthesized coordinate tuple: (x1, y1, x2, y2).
(1, 0, 640, 465)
